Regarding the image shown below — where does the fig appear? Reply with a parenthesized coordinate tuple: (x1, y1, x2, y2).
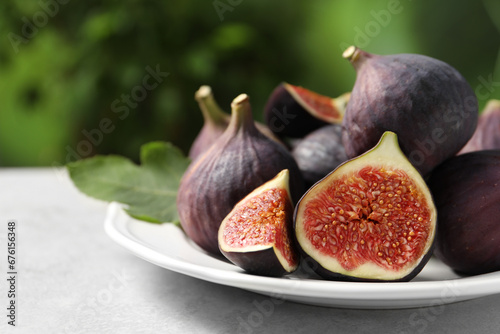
(292, 124, 348, 188)
(264, 82, 350, 138)
(177, 94, 305, 256)
(459, 100, 500, 154)
(342, 46, 478, 176)
(218, 169, 299, 276)
(294, 131, 437, 281)
(427, 150, 500, 276)
(189, 85, 283, 160)
(188, 85, 229, 160)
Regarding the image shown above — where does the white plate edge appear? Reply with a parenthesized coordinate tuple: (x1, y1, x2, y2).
(103, 202, 500, 306)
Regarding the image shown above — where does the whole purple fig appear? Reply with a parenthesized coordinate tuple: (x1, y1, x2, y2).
(459, 100, 500, 154)
(427, 150, 500, 275)
(177, 94, 305, 256)
(292, 124, 348, 187)
(342, 46, 478, 175)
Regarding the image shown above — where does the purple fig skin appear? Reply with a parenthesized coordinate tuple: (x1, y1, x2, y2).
(189, 86, 286, 160)
(177, 94, 306, 256)
(342, 46, 478, 176)
(292, 124, 348, 188)
(459, 100, 500, 154)
(264, 83, 329, 138)
(427, 150, 500, 276)
(222, 248, 290, 277)
(188, 86, 229, 160)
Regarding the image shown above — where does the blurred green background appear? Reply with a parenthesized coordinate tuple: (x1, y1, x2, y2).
(0, 0, 499, 166)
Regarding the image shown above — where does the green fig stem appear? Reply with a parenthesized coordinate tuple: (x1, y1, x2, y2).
(342, 46, 371, 70)
(195, 85, 228, 126)
(229, 94, 258, 135)
(483, 99, 500, 115)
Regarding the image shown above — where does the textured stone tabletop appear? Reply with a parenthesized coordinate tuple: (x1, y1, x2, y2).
(1, 168, 500, 334)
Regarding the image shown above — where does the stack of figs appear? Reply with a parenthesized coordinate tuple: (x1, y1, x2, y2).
(177, 46, 500, 281)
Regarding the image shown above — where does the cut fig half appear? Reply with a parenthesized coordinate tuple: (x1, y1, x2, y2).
(286, 84, 350, 123)
(264, 82, 350, 138)
(294, 131, 437, 281)
(218, 169, 299, 277)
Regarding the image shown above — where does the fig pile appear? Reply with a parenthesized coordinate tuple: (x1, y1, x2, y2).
(176, 46, 500, 281)
(177, 93, 304, 256)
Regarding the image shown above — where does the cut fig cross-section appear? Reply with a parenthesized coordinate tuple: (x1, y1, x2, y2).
(264, 82, 350, 138)
(218, 169, 299, 277)
(294, 131, 437, 281)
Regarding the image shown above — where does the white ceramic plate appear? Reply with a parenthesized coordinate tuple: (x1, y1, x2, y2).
(104, 202, 500, 309)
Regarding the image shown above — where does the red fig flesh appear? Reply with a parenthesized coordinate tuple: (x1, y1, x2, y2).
(264, 82, 349, 138)
(218, 169, 299, 276)
(294, 132, 437, 281)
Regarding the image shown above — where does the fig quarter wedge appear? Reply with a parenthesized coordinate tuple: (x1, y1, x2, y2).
(218, 169, 299, 277)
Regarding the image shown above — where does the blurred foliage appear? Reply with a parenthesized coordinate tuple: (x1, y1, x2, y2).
(0, 0, 498, 166)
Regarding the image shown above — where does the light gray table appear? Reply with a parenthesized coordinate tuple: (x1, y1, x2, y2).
(1, 168, 500, 334)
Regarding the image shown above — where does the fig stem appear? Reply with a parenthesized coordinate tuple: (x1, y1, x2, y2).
(342, 46, 371, 70)
(195, 85, 228, 126)
(229, 94, 258, 134)
(342, 46, 359, 61)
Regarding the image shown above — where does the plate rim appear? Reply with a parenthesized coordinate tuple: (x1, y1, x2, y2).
(104, 202, 500, 308)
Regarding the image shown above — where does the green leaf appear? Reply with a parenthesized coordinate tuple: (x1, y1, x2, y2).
(67, 141, 190, 224)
